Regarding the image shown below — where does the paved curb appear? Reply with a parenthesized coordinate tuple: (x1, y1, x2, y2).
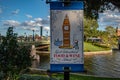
(84, 50, 112, 56)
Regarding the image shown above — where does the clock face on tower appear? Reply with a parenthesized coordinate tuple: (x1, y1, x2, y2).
(64, 26, 69, 30)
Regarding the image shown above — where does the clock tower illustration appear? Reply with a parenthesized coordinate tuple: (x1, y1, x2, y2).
(59, 14, 73, 49)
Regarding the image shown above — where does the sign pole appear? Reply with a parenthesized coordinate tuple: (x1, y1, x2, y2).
(64, 67, 70, 80)
(63, 2, 70, 80)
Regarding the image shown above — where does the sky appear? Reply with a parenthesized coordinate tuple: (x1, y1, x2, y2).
(98, 3, 120, 30)
(0, 0, 120, 36)
(0, 0, 50, 36)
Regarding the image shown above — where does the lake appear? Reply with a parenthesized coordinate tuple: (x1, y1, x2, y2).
(32, 51, 120, 78)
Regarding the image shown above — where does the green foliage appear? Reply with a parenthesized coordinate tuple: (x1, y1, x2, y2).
(84, 0, 120, 19)
(103, 26, 117, 47)
(105, 26, 116, 36)
(18, 74, 57, 80)
(84, 22, 117, 48)
(84, 17, 99, 40)
(0, 27, 32, 80)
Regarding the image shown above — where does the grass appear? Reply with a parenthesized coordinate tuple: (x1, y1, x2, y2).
(84, 42, 110, 52)
(18, 74, 120, 80)
(53, 73, 120, 80)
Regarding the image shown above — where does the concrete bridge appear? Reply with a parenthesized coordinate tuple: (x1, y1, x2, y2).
(30, 44, 50, 68)
(31, 44, 50, 58)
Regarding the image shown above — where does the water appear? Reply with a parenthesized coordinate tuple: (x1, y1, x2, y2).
(33, 51, 120, 78)
(84, 51, 120, 78)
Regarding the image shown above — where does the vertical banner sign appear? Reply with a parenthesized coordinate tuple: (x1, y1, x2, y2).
(50, 2, 84, 72)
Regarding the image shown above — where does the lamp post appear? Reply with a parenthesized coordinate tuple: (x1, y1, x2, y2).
(0, 33, 1, 43)
(40, 26, 43, 37)
(32, 30, 35, 41)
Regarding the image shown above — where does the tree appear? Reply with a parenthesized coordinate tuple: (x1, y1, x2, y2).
(0, 27, 32, 80)
(84, 0, 120, 19)
(104, 26, 117, 47)
(84, 17, 99, 40)
(105, 26, 117, 37)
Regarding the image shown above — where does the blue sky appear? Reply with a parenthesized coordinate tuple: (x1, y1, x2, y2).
(0, 0, 120, 36)
(0, 0, 50, 36)
(98, 3, 120, 30)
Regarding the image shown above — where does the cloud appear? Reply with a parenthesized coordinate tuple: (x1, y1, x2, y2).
(21, 17, 49, 27)
(26, 14, 32, 19)
(41, 19, 49, 24)
(44, 26, 50, 31)
(0, 8, 2, 14)
(47, 16, 50, 19)
(34, 18, 42, 23)
(35, 23, 42, 26)
(98, 10, 120, 27)
(12, 9, 20, 15)
(34, 17, 49, 25)
(3, 20, 20, 27)
(21, 20, 43, 27)
(22, 27, 39, 31)
(21, 17, 50, 32)
(21, 20, 36, 27)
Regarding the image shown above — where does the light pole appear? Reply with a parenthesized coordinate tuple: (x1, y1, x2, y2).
(32, 30, 35, 41)
(0, 33, 1, 43)
(40, 26, 43, 37)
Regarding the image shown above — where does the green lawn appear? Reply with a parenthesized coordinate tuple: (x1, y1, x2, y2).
(19, 74, 120, 80)
(53, 73, 120, 80)
(84, 42, 110, 52)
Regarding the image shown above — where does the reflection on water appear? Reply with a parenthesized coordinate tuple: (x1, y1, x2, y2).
(85, 51, 120, 78)
(39, 55, 50, 69)
(33, 51, 120, 78)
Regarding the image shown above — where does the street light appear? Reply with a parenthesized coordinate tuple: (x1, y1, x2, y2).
(0, 33, 1, 43)
(32, 30, 35, 41)
(40, 26, 43, 37)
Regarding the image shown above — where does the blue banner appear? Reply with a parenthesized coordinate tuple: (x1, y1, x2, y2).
(50, 1, 84, 72)
(50, 2, 84, 10)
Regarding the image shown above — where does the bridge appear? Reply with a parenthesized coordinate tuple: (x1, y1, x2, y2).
(35, 44, 50, 55)
(30, 44, 50, 60)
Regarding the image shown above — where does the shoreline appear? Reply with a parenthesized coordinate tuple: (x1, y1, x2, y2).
(84, 50, 112, 56)
(36, 50, 113, 56)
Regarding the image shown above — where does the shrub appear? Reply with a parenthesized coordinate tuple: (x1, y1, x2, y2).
(0, 27, 32, 80)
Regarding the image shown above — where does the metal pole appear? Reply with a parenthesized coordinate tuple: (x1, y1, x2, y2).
(40, 26, 43, 37)
(64, 67, 70, 80)
(33, 30, 35, 41)
(64, 0, 70, 6)
(0, 33, 2, 43)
